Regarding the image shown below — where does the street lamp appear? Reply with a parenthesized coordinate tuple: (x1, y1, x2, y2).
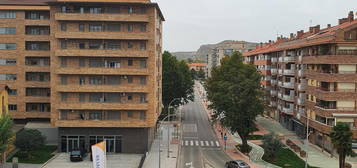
(167, 98, 181, 158)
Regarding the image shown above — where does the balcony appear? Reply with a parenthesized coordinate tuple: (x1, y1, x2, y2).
(270, 90, 277, 96)
(55, 67, 149, 75)
(270, 79, 277, 85)
(298, 83, 306, 91)
(278, 69, 283, 74)
(303, 54, 357, 64)
(282, 94, 295, 102)
(56, 102, 149, 111)
(278, 92, 283, 99)
(55, 13, 150, 22)
(271, 57, 277, 63)
(282, 107, 294, 114)
(55, 49, 148, 57)
(278, 81, 283, 87)
(300, 117, 332, 134)
(271, 68, 277, 74)
(306, 86, 357, 100)
(298, 69, 304, 77)
(55, 119, 149, 128)
(278, 57, 283, 62)
(306, 70, 357, 82)
(283, 56, 295, 62)
(270, 101, 277, 107)
(56, 85, 149, 93)
(282, 81, 294, 88)
(297, 97, 305, 105)
(55, 32, 150, 40)
(283, 69, 295, 75)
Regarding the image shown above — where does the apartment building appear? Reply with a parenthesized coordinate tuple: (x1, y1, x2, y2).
(207, 41, 256, 77)
(0, 0, 164, 154)
(243, 11, 357, 153)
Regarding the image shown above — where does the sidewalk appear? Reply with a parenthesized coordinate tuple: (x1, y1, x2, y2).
(142, 125, 179, 168)
(256, 116, 341, 168)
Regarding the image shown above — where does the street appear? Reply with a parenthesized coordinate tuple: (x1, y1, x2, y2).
(178, 90, 231, 168)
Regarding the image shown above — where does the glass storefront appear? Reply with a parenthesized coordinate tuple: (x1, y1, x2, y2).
(61, 135, 122, 153)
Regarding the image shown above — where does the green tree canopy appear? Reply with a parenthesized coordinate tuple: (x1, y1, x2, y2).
(162, 51, 194, 118)
(0, 114, 13, 165)
(206, 52, 264, 153)
(330, 122, 354, 168)
(262, 133, 282, 161)
(15, 129, 46, 158)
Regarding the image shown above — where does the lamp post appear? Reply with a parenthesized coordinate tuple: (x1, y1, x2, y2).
(167, 98, 181, 158)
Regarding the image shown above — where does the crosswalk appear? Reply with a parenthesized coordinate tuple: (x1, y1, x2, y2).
(181, 140, 220, 148)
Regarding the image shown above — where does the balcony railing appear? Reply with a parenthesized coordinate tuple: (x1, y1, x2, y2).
(278, 69, 283, 74)
(271, 58, 277, 63)
(283, 57, 295, 62)
(282, 81, 294, 88)
(271, 68, 277, 74)
(298, 69, 304, 76)
(315, 105, 355, 111)
(297, 98, 305, 105)
(283, 94, 294, 101)
(283, 69, 295, 75)
(270, 79, 277, 85)
(278, 57, 283, 62)
(298, 83, 306, 91)
(278, 81, 283, 87)
(270, 90, 277, 96)
(282, 107, 294, 114)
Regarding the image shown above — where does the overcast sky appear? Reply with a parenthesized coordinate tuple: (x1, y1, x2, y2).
(152, 0, 357, 52)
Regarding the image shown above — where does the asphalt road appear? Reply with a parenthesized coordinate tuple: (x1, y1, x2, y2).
(178, 91, 231, 168)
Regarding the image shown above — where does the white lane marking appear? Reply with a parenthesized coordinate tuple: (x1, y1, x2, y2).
(195, 141, 199, 146)
(205, 141, 209, 146)
(190, 140, 194, 146)
(185, 140, 188, 146)
(216, 141, 220, 147)
(210, 141, 214, 146)
(200, 141, 204, 146)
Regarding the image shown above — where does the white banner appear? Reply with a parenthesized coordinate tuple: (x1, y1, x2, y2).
(92, 141, 106, 168)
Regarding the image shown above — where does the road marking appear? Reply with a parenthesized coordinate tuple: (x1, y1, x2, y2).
(210, 141, 214, 146)
(200, 141, 204, 146)
(195, 141, 199, 146)
(216, 141, 220, 147)
(181, 141, 183, 146)
(190, 140, 194, 146)
(185, 141, 188, 146)
(205, 141, 209, 146)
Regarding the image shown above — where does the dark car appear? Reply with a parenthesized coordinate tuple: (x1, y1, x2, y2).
(70, 150, 86, 162)
(224, 160, 250, 168)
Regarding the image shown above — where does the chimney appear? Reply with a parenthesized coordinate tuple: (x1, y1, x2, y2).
(313, 25, 320, 34)
(297, 30, 304, 38)
(327, 24, 331, 28)
(339, 18, 348, 25)
(309, 27, 314, 33)
(260, 42, 263, 48)
(290, 33, 294, 39)
(348, 11, 354, 22)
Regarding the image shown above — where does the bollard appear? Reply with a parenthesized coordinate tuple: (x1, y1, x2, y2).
(12, 157, 18, 168)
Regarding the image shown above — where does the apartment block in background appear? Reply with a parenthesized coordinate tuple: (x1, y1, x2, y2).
(0, 0, 164, 154)
(207, 41, 256, 77)
(243, 11, 357, 153)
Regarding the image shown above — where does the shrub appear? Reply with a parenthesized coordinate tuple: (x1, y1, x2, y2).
(262, 133, 282, 161)
(15, 129, 46, 158)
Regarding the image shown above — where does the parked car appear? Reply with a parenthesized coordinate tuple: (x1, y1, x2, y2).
(70, 149, 86, 162)
(224, 160, 250, 168)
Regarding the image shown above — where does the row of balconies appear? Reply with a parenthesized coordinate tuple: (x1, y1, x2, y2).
(55, 13, 150, 22)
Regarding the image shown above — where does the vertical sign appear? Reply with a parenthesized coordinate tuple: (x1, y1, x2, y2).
(92, 141, 106, 168)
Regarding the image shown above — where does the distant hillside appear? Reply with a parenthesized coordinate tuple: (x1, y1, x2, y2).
(172, 51, 196, 61)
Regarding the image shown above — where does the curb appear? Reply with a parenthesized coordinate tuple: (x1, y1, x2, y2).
(41, 153, 60, 168)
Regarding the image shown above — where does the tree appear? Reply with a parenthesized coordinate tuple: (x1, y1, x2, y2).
(190, 69, 197, 79)
(196, 69, 206, 80)
(330, 122, 353, 168)
(206, 52, 264, 153)
(162, 51, 194, 118)
(0, 115, 13, 167)
(15, 129, 45, 158)
(262, 133, 282, 161)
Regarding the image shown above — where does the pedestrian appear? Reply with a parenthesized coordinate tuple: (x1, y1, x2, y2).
(220, 131, 223, 138)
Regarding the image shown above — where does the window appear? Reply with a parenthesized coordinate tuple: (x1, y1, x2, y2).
(61, 41, 67, 49)
(25, 42, 49, 50)
(79, 93, 86, 102)
(107, 24, 120, 32)
(127, 94, 133, 100)
(8, 104, 17, 111)
(79, 24, 85, 32)
(61, 76, 67, 85)
(128, 7, 134, 14)
(89, 7, 103, 14)
(79, 76, 86, 85)
(61, 58, 67, 67)
(107, 43, 121, 50)
(140, 76, 146, 85)
(25, 11, 49, 20)
(25, 57, 49, 66)
(140, 7, 146, 14)
(0, 43, 16, 50)
(140, 94, 146, 103)
(127, 76, 133, 83)
(140, 24, 146, 32)
(127, 24, 134, 32)
(89, 111, 102, 120)
(60, 23, 66, 31)
(89, 24, 103, 32)
(140, 42, 146, 50)
(26, 26, 49, 35)
(79, 42, 85, 49)
(139, 111, 145, 120)
(0, 59, 16, 65)
(79, 58, 85, 67)
(128, 42, 133, 49)
(0, 74, 16, 81)
(7, 89, 17, 96)
(61, 93, 67, 102)
(107, 76, 120, 85)
(26, 88, 50, 97)
(128, 59, 133, 66)
(140, 60, 147, 68)
(0, 11, 16, 19)
(89, 42, 102, 49)
(127, 111, 133, 118)
(0, 27, 15, 34)
(107, 111, 121, 120)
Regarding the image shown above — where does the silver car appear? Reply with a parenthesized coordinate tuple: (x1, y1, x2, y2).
(224, 160, 250, 168)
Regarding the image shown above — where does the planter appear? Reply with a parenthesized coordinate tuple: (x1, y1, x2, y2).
(300, 150, 306, 158)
